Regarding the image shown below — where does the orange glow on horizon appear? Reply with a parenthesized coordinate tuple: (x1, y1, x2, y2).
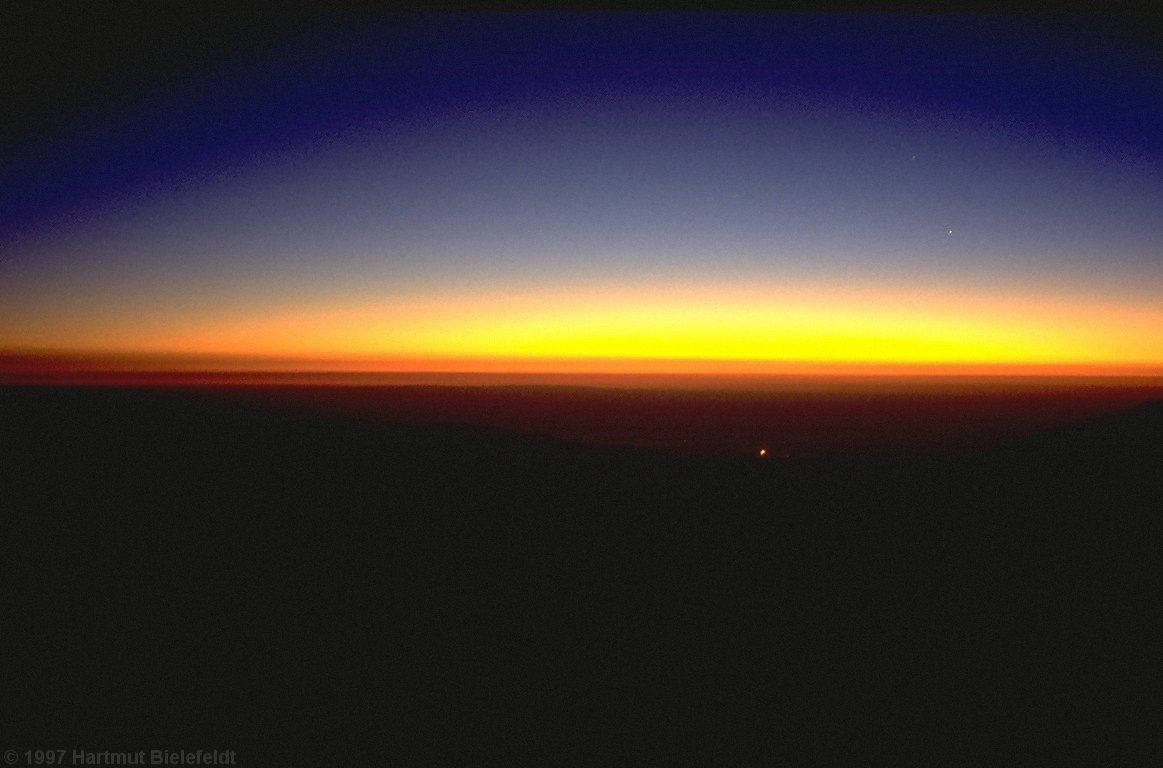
(3, 278, 1162, 379)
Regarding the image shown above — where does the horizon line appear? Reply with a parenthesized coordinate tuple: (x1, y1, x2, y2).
(4, 351, 1163, 389)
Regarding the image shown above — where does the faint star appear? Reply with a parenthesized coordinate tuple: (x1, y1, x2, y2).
(947, 230, 953, 235)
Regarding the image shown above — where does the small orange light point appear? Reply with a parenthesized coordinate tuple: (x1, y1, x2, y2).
(758, 449, 766, 457)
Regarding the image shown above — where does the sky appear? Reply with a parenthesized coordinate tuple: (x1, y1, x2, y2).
(3, 11, 1162, 377)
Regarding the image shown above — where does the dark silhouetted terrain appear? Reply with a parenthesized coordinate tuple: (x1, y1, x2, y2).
(3, 386, 1158, 764)
(182, 378, 1163, 458)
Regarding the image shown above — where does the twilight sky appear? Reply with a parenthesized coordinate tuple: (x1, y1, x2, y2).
(3, 12, 1162, 375)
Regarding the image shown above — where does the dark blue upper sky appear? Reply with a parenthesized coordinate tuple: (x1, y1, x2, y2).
(5, 12, 1161, 236)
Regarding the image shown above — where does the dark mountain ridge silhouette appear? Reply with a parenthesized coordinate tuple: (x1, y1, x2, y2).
(987, 396, 1163, 464)
(3, 387, 1157, 765)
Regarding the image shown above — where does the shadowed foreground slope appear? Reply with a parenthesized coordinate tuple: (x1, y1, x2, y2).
(3, 387, 1158, 764)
